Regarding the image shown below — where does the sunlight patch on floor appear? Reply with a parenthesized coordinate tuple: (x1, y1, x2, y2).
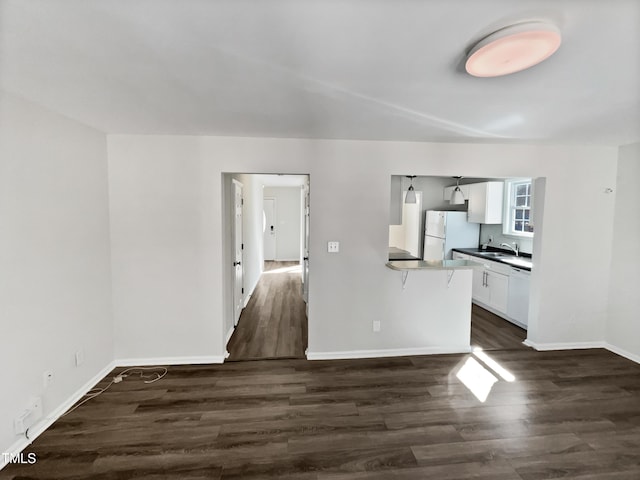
(456, 357, 498, 402)
(455, 348, 517, 402)
(262, 265, 302, 275)
(473, 347, 516, 382)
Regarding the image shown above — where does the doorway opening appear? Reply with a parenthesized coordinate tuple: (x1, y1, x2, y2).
(388, 175, 545, 350)
(223, 173, 310, 361)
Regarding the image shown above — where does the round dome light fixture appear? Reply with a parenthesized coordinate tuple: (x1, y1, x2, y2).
(465, 21, 561, 77)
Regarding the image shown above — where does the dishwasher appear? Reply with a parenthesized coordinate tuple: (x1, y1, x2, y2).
(507, 267, 531, 328)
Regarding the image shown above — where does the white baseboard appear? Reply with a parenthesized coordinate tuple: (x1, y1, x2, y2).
(306, 346, 471, 361)
(523, 339, 606, 351)
(1, 360, 117, 471)
(115, 355, 225, 366)
(604, 343, 640, 364)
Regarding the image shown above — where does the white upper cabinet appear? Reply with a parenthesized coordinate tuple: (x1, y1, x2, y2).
(467, 182, 504, 224)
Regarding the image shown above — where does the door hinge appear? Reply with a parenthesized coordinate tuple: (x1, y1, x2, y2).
(241, 243, 244, 250)
(241, 198, 244, 205)
(241, 288, 244, 294)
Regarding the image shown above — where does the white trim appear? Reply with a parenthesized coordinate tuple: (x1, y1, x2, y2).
(605, 343, 640, 364)
(523, 339, 605, 351)
(225, 325, 235, 345)
(1, 361, 117, 471)
(306, 346, 471, 361)
(115, 355, 225, 366)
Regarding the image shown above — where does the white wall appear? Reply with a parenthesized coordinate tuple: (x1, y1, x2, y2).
(107, 135, 618, 360)
(0, 91, 113, 458)
(606, 142, 640, 360)
(263, 187, 301, 261)
(108, 140, 224, 362)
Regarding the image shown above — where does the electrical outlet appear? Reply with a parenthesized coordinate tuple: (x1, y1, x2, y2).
(14, 396, 43, 435)
(373, 320, 381, 332)
(43, 371, 54, 389)
(75, 349, 85, 367)
(327, 241, 340, 253)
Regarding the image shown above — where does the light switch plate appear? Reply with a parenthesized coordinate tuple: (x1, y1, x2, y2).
(328, 241, 340, 253)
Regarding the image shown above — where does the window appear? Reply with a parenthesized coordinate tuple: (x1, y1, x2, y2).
(504, 179, 534, 236)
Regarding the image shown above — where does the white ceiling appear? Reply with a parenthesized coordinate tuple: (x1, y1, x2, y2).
(1, 0, 639, 145)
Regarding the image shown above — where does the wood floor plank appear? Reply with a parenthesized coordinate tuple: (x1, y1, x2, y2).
(411, 433, 592, 466)
(317, 460, 522, 480)
(2, 349, 639, 480)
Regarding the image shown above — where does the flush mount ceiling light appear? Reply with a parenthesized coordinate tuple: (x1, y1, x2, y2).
(465, 21, 562, 77)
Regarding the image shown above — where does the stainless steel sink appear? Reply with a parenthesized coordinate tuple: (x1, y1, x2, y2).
(478, 252, 508, 258)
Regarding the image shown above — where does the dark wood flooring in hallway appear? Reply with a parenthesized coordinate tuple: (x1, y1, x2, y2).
(226, 261, 308, 361)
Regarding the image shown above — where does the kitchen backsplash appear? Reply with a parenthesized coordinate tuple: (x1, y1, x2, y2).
(479, 224, 533, 254)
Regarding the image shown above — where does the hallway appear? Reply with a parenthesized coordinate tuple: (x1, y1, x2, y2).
(226, 261, 308, 360)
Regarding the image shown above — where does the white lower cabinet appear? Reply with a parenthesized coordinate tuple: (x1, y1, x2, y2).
(471, 258, 510, 315)
(486, 270, 509, 313)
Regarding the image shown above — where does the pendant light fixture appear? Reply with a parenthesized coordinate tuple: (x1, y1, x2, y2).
(450, 176, 465, 205)
(405, 176, 417, 204)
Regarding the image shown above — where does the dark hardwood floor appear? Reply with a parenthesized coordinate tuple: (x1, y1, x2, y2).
(226, 261, 308, 361)
(471, 304, 528, 351)
(3, 348, 640, 479)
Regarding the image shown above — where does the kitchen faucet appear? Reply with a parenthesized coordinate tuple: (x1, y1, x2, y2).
(500, 242, 519, 256)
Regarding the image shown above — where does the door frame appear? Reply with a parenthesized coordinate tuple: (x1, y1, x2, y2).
(223, 173, 311, 360)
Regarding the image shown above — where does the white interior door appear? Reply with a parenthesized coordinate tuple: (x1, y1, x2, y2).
(232, 180, 244, 326)
(263, 198, 276, 261)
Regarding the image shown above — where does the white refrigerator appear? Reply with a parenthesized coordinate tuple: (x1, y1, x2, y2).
(423, 211, 480, 261)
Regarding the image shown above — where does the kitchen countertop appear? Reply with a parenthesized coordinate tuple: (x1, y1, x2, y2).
(386, 259, 484, 271)
(453, 247, 532, 271)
